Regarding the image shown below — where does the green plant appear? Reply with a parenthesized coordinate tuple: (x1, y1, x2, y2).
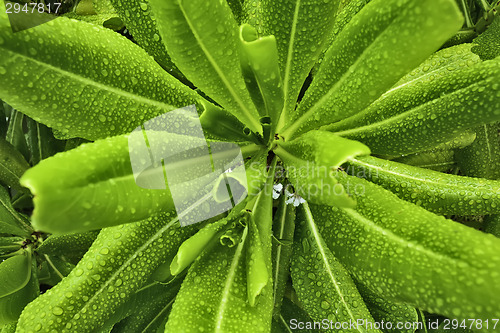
(1, 0, 500, 332)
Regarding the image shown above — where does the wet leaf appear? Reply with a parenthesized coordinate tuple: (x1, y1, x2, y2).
(0, 12, 199, 140)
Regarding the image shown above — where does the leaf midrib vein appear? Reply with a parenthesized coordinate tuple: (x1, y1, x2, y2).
(176, 1, 259, 131)
(304, 204, 365, 333)
(215, 226, 248, 332)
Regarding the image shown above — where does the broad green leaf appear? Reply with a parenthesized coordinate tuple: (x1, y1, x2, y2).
(16, 212, 196, 333)
(0, 186, 31, 236)
(26, 117, 65, 166)
(0, 137, 29, 191)
(271, 194, 296, 318)
(108, 0, 185, 80)
(0, 256, 38, 326)
(0, 12, 199, 141)
(170, 217, 231, 275)
(274, 131, 370, 208)
(36, 231, 100, 264)
(291, 202, 380, 333)
(282, 0, 463, 138)
(165, 226, 273, 332)
(356, 284, 418, 333)
(260, 0, 340, 128)
(21, 131, 222, 233)
(346, 155, 500, 215)
(101, 280, 181, 333)
(335, 57, 500, 156)
(0, 254, 31, 299)
(313, 172, 500, 327)
(456, 123, 500, 180)
(239, 24, 283, 139)
(149, 0, 262, 133)
(472, 16, 500, 60)
(326, 44, 481, 132)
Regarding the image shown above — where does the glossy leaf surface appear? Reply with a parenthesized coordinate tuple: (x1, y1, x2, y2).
(149, 0, 262, 132)
(313, 173, 500, 327)
(0, 12, 199, 140)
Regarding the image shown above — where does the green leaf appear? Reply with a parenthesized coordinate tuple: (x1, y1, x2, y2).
(274, 131, 370, 208)
(16, 212, 196, 333)
(291, 202, 380, 333)
(101, 280, 181, 333)
(0, 12, 200, 141)
(5, 109, 29, 162)
(108, 0, 185, 80)
(0, 103, 7, 137)
(0, 186, 31, 236)
(241, 0, 264, 32)
(484, 214, 500, 238)
(36, 231, 100, 264)
(282, 0, 463, 138)
(199, 103, 253, 143)
(246, 215, 269, 307)
(315, 0, 372, 70)
(271, 194, 296, 318)
(239, 23, 284, 138)
(0, 254, 31, 299)
(39, 255, 76, 286)
(0, 322, 16, 333)
(0, 137, 29, 191)
(245, 159, 276, 306)
(0, 237, 23, 256)
(456, 123, 500, 180)
(170, 217, 230, 275)
(346, 155, 500, 215)
(326, 44, 482, 132)
(392, 149, 456, 173)
(472, 16, 500, 60)
(149, 0, 262, 133)
(0, 255, 38, 326)
(165, 226, 273, 332)
(227, 0, 244, 23)
(272, 297, 315, 332)
(356, 284, 418, 333)
(313, 172, 500, 326)
(335, 57, 500, 156)
(26, 117, 65, 166)
(63, 12, 124, 31)
(260, 0, 340, 128)
(20, 133, 176, 233)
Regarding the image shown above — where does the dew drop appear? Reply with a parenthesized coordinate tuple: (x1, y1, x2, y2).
(52, 307, 64, 316)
